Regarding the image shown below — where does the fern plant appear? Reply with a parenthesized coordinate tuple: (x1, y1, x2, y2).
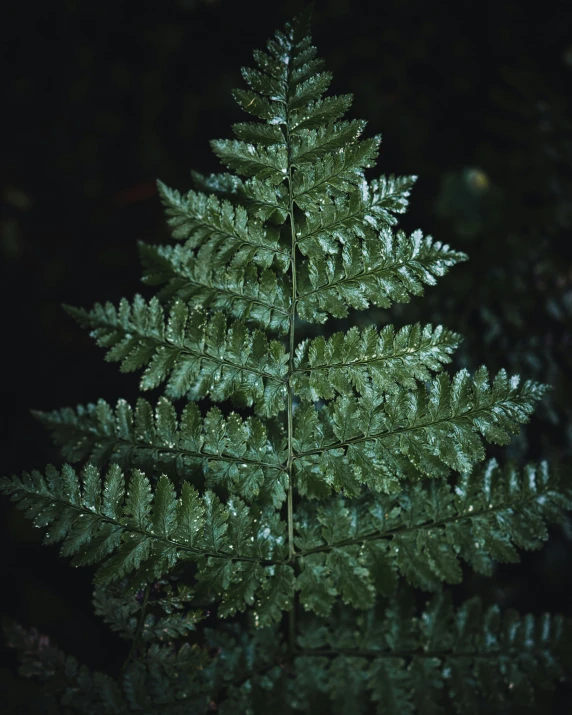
(2, 11, 571, 714)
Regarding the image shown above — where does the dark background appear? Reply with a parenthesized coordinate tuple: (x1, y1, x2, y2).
(1, 0, 572, 708)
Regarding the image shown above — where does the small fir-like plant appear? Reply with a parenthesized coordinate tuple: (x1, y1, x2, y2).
(2, 11, 572, 714)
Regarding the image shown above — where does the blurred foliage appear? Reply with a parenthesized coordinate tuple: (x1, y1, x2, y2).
(429, 62, 572, 463)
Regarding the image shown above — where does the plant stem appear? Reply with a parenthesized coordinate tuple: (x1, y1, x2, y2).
(285, 32, 297, 655)
(286, 159, 297, 564)
(289, 602, 296, 657)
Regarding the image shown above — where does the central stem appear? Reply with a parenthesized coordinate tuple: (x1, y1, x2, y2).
(286, 164, 296, 563)
(285, 43, 297, 657)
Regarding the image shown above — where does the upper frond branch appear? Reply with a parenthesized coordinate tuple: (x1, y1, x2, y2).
(292, 323, 461, 401)
(292, 137, 381, 211)
(210, 139, 288, 184)
(297, 228, 468, 323)
(290, 120, 367, 165)
(157, 181, 289, 272)
(138, 242, 290, 335)
(66, 297, 288, 417)
(296, 175, 417, 258)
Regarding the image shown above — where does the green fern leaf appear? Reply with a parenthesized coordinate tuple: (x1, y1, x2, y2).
(34, 397, 287, 506)
(291, 120, 367, 165)
(296, 174, 416, 259)
(292, 137, 381, 211)
(3, 11, 570, 712)
(190, 170, 290, 223)
(292, 323, 461, 400)
(294, 368, 548, 496)
(157, 180, 289, 271)
(66, 298, 288, 416)
(297, 228, 468, 322)
(139, 242, 290, 334)
(293, 460, 571, 606)
(210, 139, 288, 183)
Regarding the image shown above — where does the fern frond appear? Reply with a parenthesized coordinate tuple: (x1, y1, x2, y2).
(297, 228, 468, 322)
(292, 137, 381, 211)
(190, 170, 289, 223)
(0, 465, 293, 622)
(138, 242, 290, 334)
(295, 592, 572, 714)
(292, 323, 461, 401)
(294, 460, 571, 608)
(210, 139, 288, 183)
(296, 174, 417, 258)
(294, 368, 549, 495)
(66, 298, 288, 416)
(34, 397, 287, 506)
(157, 181, 289, 271)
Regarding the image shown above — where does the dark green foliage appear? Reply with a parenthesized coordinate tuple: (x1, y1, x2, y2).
(294, 592, 572, 715)
(4, 622, 127, 714)
(2, 10, 571, 714)
(293, 366, 547, 496)
(291, 322, 462, 400)
(6, 594, 571, 714)
(139, 242, 291, 334)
